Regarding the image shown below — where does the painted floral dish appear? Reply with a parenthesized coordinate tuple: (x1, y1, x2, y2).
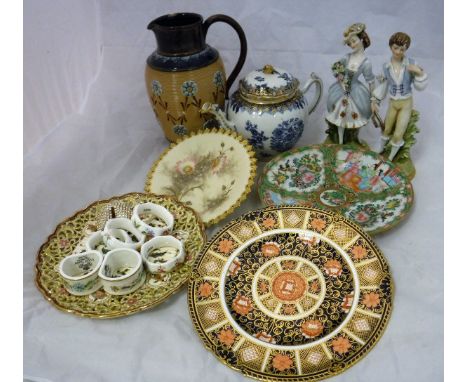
(258, 144, 414, 235)
(35, 193, 205, 319)
(145, 128, 257, 226)
(188, 206, 392, 382)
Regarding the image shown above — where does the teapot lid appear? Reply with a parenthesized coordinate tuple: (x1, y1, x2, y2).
(239, 64, 299, 105)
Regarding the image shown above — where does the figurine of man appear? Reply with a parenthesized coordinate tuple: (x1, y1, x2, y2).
(372, 32, 428, 160)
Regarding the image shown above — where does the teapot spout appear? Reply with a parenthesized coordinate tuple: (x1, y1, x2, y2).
(200, 103, 236, 130)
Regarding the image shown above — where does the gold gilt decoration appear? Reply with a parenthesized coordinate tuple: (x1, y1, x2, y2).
(239, 64, 300, 105)
(35, 193, 206, 319)
(188, 205, 393, 382)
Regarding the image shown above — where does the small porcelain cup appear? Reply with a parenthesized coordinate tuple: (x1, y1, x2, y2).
(103, 218, 145, 250)
(86, 230, 132, 254)
(141, 235, 185, 273)
(98, 248, 145, 295)
(59, 250, 103, 296)
(131, 203, 174, 237)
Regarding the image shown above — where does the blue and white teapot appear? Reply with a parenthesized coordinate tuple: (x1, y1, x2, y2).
(201, 64, 322, 158)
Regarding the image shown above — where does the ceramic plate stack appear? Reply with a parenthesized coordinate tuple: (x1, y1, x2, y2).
(188, 206, 393, 381)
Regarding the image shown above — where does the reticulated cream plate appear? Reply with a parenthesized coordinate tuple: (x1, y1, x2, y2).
(145, 128, 257, 226)
(188, 206, 392, 382)
(258, 144, 414, 235)
(35, 193, 206, 319)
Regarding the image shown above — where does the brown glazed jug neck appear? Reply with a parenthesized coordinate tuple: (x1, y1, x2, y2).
(148, 13, 206, 56)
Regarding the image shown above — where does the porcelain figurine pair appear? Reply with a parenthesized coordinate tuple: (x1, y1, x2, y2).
(325, 23, 428, 178)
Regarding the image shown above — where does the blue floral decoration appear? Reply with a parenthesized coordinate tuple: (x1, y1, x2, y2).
(254, 76, 265, 82)
(270, 118, 304, 152)
(181, 80, 198, 97)
(278, 72, 293, 82)
(229, 95, 244, 113)
(255, 83, 269, 91)
(173, 124, 188, 136)
(151, 80, 163, 96)
(290, 97, 306, 110)
(245, 120, 268, 150)
(213, 71, 224, 88)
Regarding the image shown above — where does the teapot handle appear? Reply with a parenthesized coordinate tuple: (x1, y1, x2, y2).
(301, 72, 323, 115)
(203, 14, 248, 100)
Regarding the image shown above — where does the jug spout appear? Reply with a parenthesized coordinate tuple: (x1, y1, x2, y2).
(147, 13, 206, 56)
(201, 103, 236, 131)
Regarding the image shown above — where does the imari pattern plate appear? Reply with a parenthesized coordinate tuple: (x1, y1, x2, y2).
(188, 206, 392, 382)
(35, 193, 206, 319)
(258, 145, 414, 235)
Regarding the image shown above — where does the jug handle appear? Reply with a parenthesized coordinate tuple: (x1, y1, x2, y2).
(301, 72, 323, 115)
(203, 14, 248, 100)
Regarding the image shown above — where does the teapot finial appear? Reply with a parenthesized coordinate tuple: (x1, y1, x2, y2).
(262, 64, 276, 74)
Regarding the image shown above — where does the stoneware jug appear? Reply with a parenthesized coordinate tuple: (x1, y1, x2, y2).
(201, 64, 323, 158)
(146, 13, 247, 142)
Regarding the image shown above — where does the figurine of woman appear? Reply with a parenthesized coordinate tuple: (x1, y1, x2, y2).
(325, 23, 377, 145)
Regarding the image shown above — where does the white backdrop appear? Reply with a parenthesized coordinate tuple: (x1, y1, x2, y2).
(24, 0, 443, 381)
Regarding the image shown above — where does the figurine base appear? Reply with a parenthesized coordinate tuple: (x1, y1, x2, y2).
(324, 122, 369, 149)
(380, 110, 419, 181)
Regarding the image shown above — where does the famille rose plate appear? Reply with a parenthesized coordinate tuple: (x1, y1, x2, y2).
(145, 128, 257, 226)
(258, 145, 414, 235)
(188, 206, 393, 382)
(35, 193, 206, 319)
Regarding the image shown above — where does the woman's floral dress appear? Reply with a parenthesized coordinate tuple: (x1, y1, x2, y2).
(326, 54, 375, 129)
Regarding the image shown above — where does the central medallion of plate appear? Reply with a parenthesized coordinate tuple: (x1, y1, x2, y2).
(222, 231, 356, 347)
